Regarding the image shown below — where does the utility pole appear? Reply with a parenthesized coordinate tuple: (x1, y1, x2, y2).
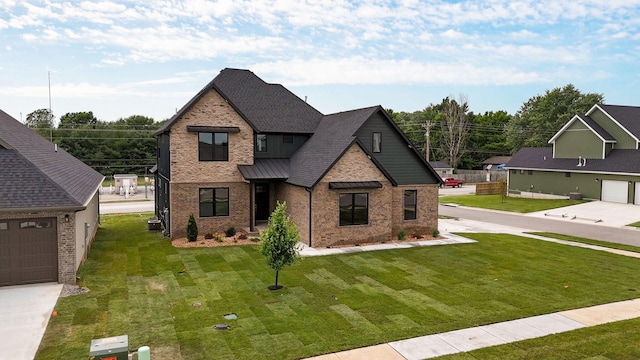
(422, 121, 432, 162)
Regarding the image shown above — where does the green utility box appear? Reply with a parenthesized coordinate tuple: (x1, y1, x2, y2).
(89, 335, 128, 360)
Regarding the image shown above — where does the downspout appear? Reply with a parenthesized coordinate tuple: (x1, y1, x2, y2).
(305, 187, 312, 247)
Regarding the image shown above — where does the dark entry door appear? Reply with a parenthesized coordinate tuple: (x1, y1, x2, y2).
(255, 183, 270, 221)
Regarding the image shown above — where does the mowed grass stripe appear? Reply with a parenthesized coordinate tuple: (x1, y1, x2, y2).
(36, 214, 640, 360)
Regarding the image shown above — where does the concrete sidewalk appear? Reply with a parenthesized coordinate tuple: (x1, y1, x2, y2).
(306, 298, 640, 360)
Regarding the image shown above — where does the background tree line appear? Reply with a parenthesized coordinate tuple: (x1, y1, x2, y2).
(23, 83, 604, 173)
(25, 109, 165, 178)
(388, 84, 603, 169)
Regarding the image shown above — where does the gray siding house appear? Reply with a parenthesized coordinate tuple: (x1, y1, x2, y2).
(0, 110, 104, 286)
(507, 104, 640, 204)
(154, 68, 442, 247)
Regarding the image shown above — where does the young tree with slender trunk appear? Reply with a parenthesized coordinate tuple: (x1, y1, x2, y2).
(259, 201, 300, 290)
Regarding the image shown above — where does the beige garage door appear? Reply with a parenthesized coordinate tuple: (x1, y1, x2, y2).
(0, 218, 58, 286)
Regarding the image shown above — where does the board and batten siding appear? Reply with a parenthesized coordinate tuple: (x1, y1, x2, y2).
(254, 133, 309, 159)
(590, 109, 637, 149)
(553, 121, 604, 159)
(355, 112, 439, 185)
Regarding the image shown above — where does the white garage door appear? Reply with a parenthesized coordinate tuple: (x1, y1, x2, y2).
(635, 182, 640, 205)
(602, 180, 628, 203)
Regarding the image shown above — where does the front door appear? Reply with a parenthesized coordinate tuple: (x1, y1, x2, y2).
(255, 183, 270, 221)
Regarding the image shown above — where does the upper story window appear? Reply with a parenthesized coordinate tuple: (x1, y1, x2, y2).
(199, 132, 228, 161)
(256, 134, 267, 152)
(372, 132, 381, 153)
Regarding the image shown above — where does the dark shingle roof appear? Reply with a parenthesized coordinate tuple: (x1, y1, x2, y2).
(507, 147, 640, 174)
(428, 161, 452, 169)
(156, 68, 323, 135)
(481, 156, 512, 165)
(598, 104, 640, 139)
(287, 106, 389, 188)
(580, 115, 616, 141)
(0, 110, 104, 210)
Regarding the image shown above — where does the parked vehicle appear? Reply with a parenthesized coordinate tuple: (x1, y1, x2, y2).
(441, 177, 466, 188)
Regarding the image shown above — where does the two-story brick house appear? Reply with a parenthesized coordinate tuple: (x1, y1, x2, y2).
(154, 69, 442, 247)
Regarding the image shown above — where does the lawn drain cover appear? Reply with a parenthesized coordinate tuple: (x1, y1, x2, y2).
(214, 324, 229, 330)
(223, 313, 237, 320)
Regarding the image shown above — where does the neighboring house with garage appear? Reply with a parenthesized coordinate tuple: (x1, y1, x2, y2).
(429, 161, 454, 177)
(507, 104, 640, 204)
(0, 110, 104, 286)
(154, 68, 442, 247)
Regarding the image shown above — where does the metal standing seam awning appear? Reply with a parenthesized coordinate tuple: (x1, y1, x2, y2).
(237, 159, 290, 180)
(328, 181, 383, 189)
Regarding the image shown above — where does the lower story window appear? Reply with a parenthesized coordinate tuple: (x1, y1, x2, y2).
(339, 193, 368, 226)
(199, 188, 229, 217)
(404, 190, 417, 220)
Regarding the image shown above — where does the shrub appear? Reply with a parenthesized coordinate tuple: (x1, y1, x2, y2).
(186, 214, 198, 242)
(413, 233, 424, 239)
(397, 229, 406, 240)
(432, 229, 440, 237)
(237, 232, 248, 240)
(214, 232, 224, 242)
(225, 227, 236, 237)
(250, 237, 260, 242)
(204, 232, 214, 239)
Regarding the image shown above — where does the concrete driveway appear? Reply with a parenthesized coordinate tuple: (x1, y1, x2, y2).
(527, 201, 640, 228)
(0, 283, 62, 360)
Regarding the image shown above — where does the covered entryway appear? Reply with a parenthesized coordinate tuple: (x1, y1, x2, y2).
(0, 218, 58, 286)
(255, 183, 270, 221)
(601, 180, 628, 204)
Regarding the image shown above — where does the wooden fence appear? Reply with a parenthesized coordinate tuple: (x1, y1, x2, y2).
(450, 170, 507, 184)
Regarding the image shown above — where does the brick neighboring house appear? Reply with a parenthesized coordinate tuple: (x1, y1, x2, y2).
(154, 68, 442, 247)
(0, 110, 104, 286)
(507, 104, 640, 204)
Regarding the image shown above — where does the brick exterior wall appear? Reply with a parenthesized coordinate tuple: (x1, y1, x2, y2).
(275, 144, 440, 248)
(168, 89, 255, 237)
(311, 144, 394, 248)
(391, 184, 439, 237)
(274, 183, 310, 245)
(171, 181, 250, 239)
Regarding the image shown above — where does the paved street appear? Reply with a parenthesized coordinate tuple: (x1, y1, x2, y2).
(439, 204, 640, 247)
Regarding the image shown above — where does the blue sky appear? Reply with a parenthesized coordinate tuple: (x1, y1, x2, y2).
(1, 0, 639, 124)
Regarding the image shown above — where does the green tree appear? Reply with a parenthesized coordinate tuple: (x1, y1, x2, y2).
(259, 201, 301, 290)
(25, 108, 54, 139)
(505, 84, 604, 154)
(186, 214, 198, 242)
(440, 95, 470, 168)
(58, 111, 97, 128)
(461, 111, 512, 169)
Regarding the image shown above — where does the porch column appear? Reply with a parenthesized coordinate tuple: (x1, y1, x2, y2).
(249, 181, 255, 232)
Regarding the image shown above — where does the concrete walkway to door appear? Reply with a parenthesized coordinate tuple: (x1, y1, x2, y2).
(0, 283, 63, 360)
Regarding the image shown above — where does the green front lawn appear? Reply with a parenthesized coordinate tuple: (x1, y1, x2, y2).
(629, 221, 640, 228)
(439, 194, 588, 213)
(529, 232, 640, 254)
(435, 317, 640, 359)
(37, 215, 640, 359)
